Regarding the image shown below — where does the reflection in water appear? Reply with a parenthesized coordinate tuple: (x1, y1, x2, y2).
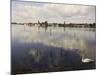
(11, 24, 96, 74)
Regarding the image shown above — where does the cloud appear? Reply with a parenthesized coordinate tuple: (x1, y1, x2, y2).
(12, 1, 96, 23)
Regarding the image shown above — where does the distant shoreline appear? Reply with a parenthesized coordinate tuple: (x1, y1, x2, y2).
(11, 22, 96, 28)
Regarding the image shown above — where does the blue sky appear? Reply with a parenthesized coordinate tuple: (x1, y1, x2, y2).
(12, 0, 96, 23)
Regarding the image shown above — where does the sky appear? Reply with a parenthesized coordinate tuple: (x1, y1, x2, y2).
(12, 0, 96, 23)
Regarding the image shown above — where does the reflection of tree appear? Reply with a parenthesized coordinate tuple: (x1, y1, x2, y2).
(49, 49, 54, 68)
(38, 20, 49, 32)
(24, 24, 25, 31)
(44, 21, 48, 32)
(63, 21, 66, 31)
(50, 28, 52, 36)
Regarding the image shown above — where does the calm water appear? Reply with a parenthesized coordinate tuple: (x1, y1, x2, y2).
(11, 24, 96, 74)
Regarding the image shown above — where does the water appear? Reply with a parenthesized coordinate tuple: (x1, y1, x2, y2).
(11, 24, 96, 74)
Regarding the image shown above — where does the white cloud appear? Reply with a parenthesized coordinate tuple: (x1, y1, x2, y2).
(12, 1, 96, 23)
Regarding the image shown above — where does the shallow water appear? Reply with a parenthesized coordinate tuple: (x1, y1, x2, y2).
(11, 24, 96, 74)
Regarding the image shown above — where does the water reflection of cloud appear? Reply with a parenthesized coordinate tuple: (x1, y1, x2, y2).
(12, 25, 96, 60)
